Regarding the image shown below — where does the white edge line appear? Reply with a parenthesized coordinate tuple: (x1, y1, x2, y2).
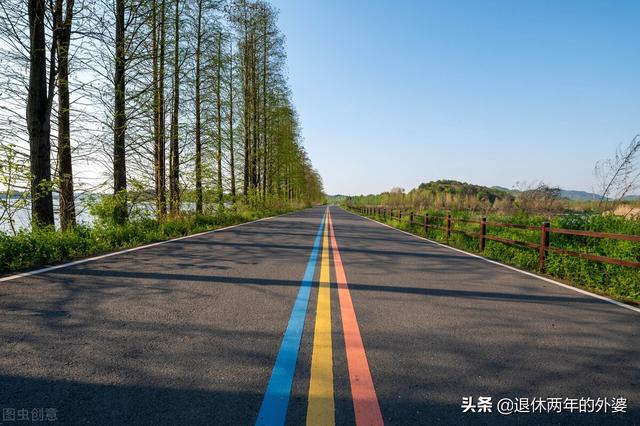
(0, 210, 303, 283)
(342, 208, 640, 315)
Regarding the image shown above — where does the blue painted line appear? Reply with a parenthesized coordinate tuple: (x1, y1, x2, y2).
(256, 211, 326, 426)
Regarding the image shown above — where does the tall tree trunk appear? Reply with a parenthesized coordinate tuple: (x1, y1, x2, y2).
(228, 39, 236, 201)
(55, 0, 76, 230)
(158, 0, 167, 216)
(152, 0, 162, 218)
(242, 31, 250, 199)
(113, 0, 127, 223)
(169, 0, 180, 216)
(261, 19, 267, 202)
(250, 31, 258, 195)
(27, 0, 55, 228)
(194, 0, 203, 214)
(216, 36, 223, 203)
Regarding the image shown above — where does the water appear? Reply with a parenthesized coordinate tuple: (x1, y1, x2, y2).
(0, 198, 201, 235)
(0, 198, 94, 235)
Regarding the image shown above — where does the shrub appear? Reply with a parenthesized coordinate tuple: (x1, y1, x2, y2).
(0, 206, 293, 274)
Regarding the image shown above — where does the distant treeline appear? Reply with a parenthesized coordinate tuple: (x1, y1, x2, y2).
(342, 180, 639, 216)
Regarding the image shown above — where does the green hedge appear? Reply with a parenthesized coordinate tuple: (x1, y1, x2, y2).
(0, 209, 286, 273)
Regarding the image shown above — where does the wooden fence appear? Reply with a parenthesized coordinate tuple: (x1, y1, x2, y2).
(354, 206, 640, 272)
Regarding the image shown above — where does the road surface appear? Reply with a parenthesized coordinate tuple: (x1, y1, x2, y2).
(1, 206, 638, 425)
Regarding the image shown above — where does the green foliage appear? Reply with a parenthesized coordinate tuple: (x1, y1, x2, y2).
(0, 207, 291, 273)
(326, 195, 347, 204)
(344, 180, 514, 213)
(87, 190, 136, 226)
(543, 214, 640, 300)
(0, 144, 30, 235)
(87, 193, 122, 225)
(416, 180, 512, 203)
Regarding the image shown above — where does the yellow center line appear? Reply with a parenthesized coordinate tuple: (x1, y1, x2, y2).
(306, 209, 335, 426)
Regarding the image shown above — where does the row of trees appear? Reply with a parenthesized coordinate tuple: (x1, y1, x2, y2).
(0, 0, 323, 231)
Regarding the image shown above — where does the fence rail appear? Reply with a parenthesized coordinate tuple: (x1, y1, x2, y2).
(354, 206, 640, 272)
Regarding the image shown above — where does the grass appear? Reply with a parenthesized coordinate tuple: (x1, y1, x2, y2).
(350, 207, 640, 305)
(0, 207, 291, 274)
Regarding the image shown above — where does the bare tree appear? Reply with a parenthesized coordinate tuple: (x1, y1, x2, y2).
(215, 34, 223, 203)
(193, 0, 203, 213)
(514, 181, 561, 214)
(54, 0, 77, 229)
(152, 0, 167, 218)
(227, 36, 236, 200)
(168, 0, 180, 216)
(27, 0, 57, 227)
(595, 135, 640, 206)
(112, 0, 127, 223)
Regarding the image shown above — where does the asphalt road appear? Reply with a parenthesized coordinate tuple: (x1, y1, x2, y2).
(0, 206, 638, 425)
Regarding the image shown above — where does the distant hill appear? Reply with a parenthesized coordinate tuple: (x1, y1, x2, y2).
(414, 180, 512, 203)
(339, 181, 639, 205)
(491, 186, 518, 194)
(491, 186, 604, 201)
(558, 189, 601, 201)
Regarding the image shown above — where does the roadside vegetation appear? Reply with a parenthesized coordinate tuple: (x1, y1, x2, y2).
(345, 180, 640, 304)
(0, 200, 291, 273)
(347, 180, 640, 217)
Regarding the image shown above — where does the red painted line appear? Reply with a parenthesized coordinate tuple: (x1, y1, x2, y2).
(327, 210, 384, 426)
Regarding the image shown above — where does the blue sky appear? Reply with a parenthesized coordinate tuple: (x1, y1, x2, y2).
(269, 0, 640, 195)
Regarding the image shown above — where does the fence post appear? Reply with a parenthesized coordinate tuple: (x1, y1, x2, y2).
(538, 221, 550, 272)
(479, 217, 487, 252)
(424, 213, 429, 234)
(399, 210, 403, 221)
(410, 211, 414, 226)
(446, 214, 451, 241)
